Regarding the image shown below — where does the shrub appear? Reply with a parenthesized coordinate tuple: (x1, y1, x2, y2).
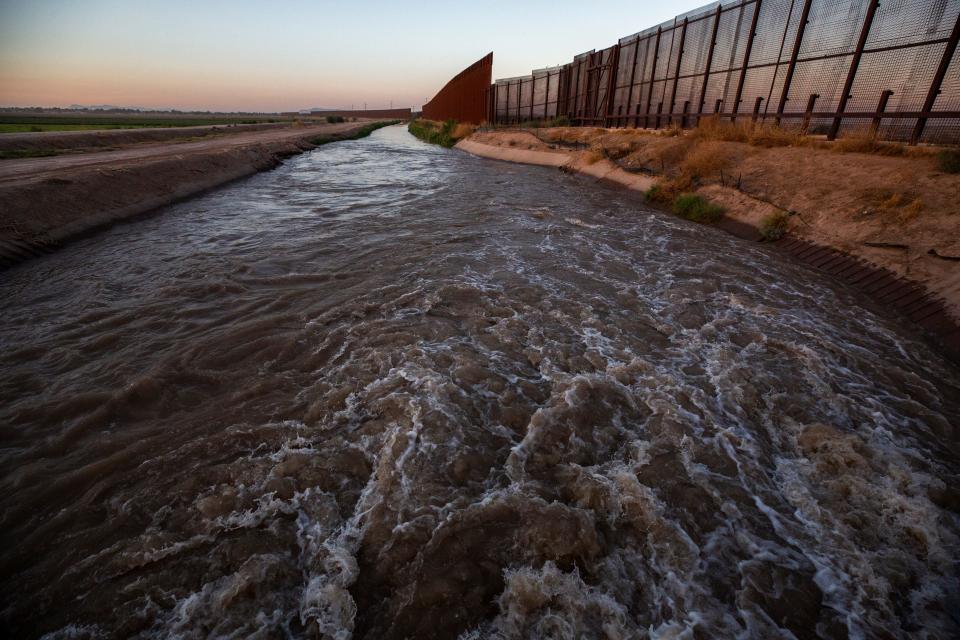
(407, 118, 461, 147)
(326, 115, 346, 124)
(935, 148, 960, 173)
(680, 141, 730, 182)
(672, 193, 725, 223)
(583, 148, 605, 164)
(760, 211, 790, 240)
(644, 184, 669, 203)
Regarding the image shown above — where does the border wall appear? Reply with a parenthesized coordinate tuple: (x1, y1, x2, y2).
(422, 53, 493, 124)
(306, 108, 412, 119)
(464, 0, 960, 143)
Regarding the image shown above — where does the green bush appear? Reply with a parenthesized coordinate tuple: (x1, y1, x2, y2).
(407, 118, 458, 148)
(935, 148, 960, 173)
(644, 184, 668, 203)
(672, 193, 725, 223)
(760, 210, 790, 240)
(326, 115, 346, 124)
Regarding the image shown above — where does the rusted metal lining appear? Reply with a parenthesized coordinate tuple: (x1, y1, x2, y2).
(773, 237, 960, 362)
(422, 53, 493, 125)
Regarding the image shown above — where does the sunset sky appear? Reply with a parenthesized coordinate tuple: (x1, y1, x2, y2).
(1, 0, 708, 112)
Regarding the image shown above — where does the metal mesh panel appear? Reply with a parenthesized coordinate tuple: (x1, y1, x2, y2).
(925, 43, 960, 142)
(866, 0, 960, 49)
(519, 77, 533, 120)
(656, 27, 678, 78)
(712, 3, 750, 74)
(739, 66, 777, 113)
(679, 13, 715, 76)
(800, 0, 868, 57)
(617, 40, 638, 87)
(674, 77, 701, 117)
(787, 55, 851, 112)
(751, 0, 798, 64)
(703, 70, 735, 113)
(932, 42, 960, 111)
(851, 44, 944, 111)
(532, 73, 547, 119)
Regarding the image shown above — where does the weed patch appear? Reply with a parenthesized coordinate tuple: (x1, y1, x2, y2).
(936, 148, 960, 173)
(672, 193, 725, 223)
(408, 119, 462, 148)
(0, 148, 59, 160)
(760, 211, 791, 240)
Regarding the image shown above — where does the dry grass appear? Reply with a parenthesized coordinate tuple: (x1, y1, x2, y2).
(680, 141, 731, 182)
(452, 123, 476, 139)
(861, 188, 925, 224)
(833, 133, 907, 156)
(690, 117, 751, 143)
(688, 117, 808, 147)
(583, 147, 606, 165)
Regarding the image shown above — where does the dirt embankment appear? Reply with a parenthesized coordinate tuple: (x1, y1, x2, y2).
(0, 122, 291, 153)
(457, 128, 960, 326)
(0, 122, 390, 268)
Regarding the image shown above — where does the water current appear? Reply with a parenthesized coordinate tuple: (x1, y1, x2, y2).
(1, 125, 958, 639)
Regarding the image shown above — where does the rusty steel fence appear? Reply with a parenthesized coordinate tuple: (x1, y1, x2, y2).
(488, 0, 960, 143)
(423, 53, 494, 124)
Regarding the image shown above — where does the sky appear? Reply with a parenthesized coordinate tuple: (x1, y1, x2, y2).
(0, 0, 710, 113)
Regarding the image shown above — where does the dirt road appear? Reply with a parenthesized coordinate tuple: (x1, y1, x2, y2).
(0, 122, 365, 184)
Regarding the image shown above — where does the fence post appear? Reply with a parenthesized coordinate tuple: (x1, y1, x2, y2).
(698, 5, 724, 125)
(573, 61, 583, 124)
(668, 18, 689, 126)
(733, 0, 763, 122)
(544, 71, 552, 119)
(645, 28, 663, 128)
(715, 99, 723, 115)
(605, 44, 622, 127)
(870, 89, 893, 137)
(802, 93, 819, 133)
(752, 96, 764, 122)
(530, 76, 536, 122)
(911, 13, 960, 144)
(516, 79, 522, 124)
(828, 0, 879, 140)
(624, 37, 641, 127)
(776, 0, 814, 126)
(682, 101, 691, 128)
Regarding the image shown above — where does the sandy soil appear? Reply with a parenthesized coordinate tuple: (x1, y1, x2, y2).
(458, 128, 960, 322)
(0, 122, 381, 267)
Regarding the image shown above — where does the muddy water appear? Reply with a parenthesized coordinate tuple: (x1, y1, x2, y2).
(1, 125, 958, 640)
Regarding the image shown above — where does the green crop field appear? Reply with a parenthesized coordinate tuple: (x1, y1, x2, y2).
(0, 114, 292, 134)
